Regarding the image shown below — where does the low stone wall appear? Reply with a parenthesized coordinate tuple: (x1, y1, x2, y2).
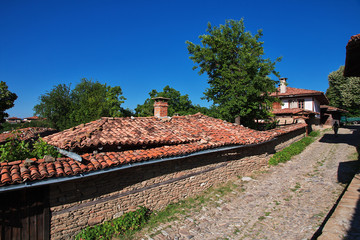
(49, 127, 305, 239)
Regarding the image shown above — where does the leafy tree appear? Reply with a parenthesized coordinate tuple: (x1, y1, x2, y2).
(70, 78, 126, 125)
(0, 81, 17, 129)
(33, 83, 73, 130)
(34, 78, 127, 130)
(326, 66, 360, 116)
(135, 85, 203, 117)
(186, 19, 281, 127)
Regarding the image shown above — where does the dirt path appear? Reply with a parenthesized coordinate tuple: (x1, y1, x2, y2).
(141, 126, 360, 240)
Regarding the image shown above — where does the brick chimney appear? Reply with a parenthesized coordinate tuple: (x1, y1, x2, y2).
(279, 78, 287, 93)
(153, 97, 170, 118)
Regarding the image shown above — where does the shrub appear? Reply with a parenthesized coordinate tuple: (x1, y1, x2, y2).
(75, 206, 151, 240)
(269, 131, 319, 165)
(0, 136, 61, 162)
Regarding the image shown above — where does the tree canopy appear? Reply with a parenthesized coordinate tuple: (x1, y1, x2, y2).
(135, 85, 207, 117)
(34, 78, 127, 130)
(186, 19, 281, 127)
(0, 81, 18, 128)
(326, 66, 360, 116)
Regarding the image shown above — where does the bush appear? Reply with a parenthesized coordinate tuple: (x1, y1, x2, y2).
(0, 136, 61, 162)
(75, 206, 151, 240)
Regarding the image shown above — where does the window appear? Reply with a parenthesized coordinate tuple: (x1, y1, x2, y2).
(298, 99, 304, 109)
(289, 100, 297, 108)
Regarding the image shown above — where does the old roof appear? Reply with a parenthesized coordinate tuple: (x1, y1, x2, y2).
(320, 105, 349, 113)
(270, 87, 329, 105)
(0, 127, 58, 144)
(0, 114, 306, 186)
(344, 34, 360, 77)
(272, 108, 319, 115)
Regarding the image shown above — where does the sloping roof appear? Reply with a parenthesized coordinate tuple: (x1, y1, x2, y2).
(270, 87, 329, 105)
(344, 34, 360, 77)
(6, 117, 22, 121)
(320, 105, 349, 113)
(0, 127, 57, 144)
(272, 108, 319, 115)
(43, 113, 284, 152)
(24, 116, 42, 120)
(0, 113, 307, 186)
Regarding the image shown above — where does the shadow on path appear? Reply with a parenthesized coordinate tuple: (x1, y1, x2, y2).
(312, 125, 360, 239)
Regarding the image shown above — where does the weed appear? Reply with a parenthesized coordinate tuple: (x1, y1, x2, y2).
(291, 182, 301, 192)
(265, 212, 271, 216)
(233, 227, 240, 235)
(258, 216, 266, 221)
(274, 200, 280, 205)
(269, 131, 320, 166)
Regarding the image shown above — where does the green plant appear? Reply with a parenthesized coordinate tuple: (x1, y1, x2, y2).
(0, 135, 31, 162)
(75, 206, 150, 240)
(32, 138, 61, 159)
(269, 131, 320, 166)
(0, 135, 61, 162)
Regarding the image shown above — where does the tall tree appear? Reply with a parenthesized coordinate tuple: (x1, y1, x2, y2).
(70, 78, 126, 125)
(326, 66, 360, 116)
(34, 79, 127, 130)
(186, 19, 281, 127)
(0, 81, 18, 129)
(33, 83, 73, 130)
(135, 85, 201, 117)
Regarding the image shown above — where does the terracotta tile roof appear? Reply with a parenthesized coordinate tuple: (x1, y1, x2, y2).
(345, 34, 360, 77)
(270, 87, 323, 97)
(0, 114, 306, 186)
(6, 117, 22, 120)
(272, 108, 319, 115)
(0, 127, 58, 144)
(347, 34, 360, 49)
(270, 87, 329, 105)
(320, 105, 348, 113)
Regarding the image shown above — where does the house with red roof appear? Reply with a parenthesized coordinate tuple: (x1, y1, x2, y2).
(0, 98, 307, 239)
(270, 78, 330, 127)
(6, 117, 23, 124)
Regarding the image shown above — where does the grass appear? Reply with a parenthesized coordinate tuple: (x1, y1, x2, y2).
(269, 130, 321, 166)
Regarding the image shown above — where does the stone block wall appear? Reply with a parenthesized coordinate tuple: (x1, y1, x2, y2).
(49, 127, 305, 239)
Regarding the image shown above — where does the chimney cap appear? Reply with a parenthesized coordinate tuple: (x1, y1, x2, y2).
(279, 77, 288, 81)
(152, 97, 170, 102)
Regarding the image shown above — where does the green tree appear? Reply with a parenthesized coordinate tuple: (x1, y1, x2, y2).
(0, 81, 18, 129)
(186, 19, 281, 127)
(33, 83, 73, 130)
(135, 85, 202, 117)
(326, 66, 360, 116)
(34, 79, 127, 130)
(70, 78, 126, 125)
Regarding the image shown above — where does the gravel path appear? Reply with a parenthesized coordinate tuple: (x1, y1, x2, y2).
(141, 126, 360, 240)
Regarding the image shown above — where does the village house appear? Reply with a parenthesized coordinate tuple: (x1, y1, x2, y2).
(0, 98, 307, 239)
(270, 78, 347, 128)
(5, 117, 23, 124)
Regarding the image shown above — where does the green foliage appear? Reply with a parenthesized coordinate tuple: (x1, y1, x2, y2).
(186, 19, 281, 127)
(326, 66, 360, 116)
(75, 206, 150, 240)
(33, 83, 73, 130)
(0, 81, 18, 129)
(0, 135, 61, 162)
(0, 136, 31, 162)
(269, 131, 319, 165)
(32, 138, 61, 159)
(33, 78, 128, 130)
(135, 85, 208, 117)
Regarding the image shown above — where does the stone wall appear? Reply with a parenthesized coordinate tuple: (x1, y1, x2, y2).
(49, 127, 305, 239)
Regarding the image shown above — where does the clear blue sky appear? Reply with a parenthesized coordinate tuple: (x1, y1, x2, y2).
(1, 0, 359, 118)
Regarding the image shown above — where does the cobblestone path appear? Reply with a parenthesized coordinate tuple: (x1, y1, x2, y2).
(139, 126, 360, 240)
